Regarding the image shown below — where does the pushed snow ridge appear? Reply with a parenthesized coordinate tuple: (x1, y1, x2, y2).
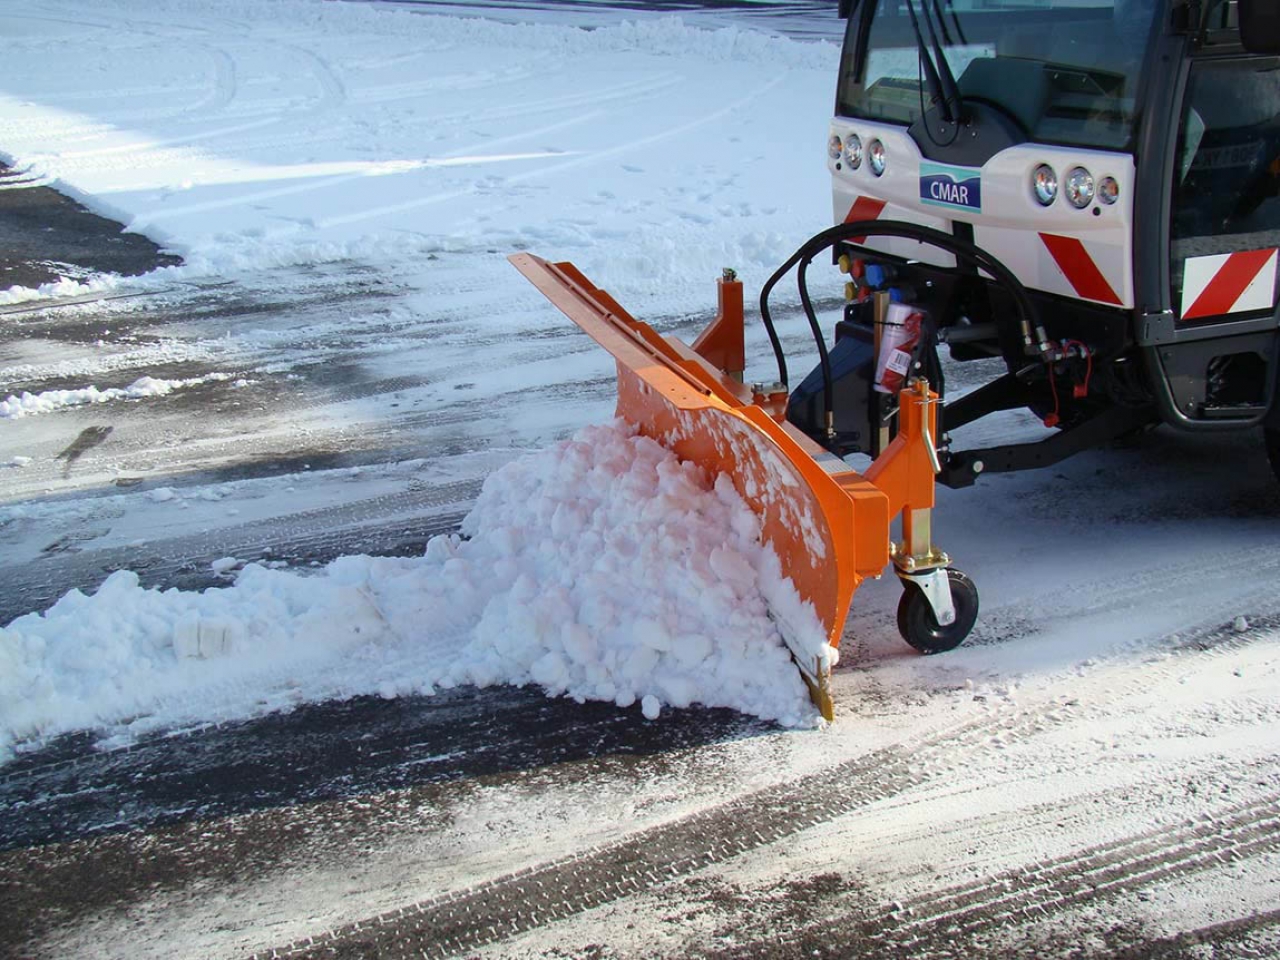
(0, 420, 822, 763)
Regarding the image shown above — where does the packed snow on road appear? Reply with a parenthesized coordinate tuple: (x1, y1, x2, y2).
(1, 2, 1279, 959)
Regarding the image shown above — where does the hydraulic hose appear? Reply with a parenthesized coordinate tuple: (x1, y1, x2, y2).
(759, 219, 1049, 436)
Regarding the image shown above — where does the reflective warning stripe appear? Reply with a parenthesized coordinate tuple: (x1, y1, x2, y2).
(843, 196, 886, 244)
(1038, 233, 1122, 305)
(1180, 248, 1278, 321)
(844, 196, 886, 223)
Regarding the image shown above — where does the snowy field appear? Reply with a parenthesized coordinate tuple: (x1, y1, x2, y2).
(2, 2, 1280, 958)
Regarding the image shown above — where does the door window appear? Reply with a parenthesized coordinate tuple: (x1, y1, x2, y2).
(1171, 56, 1280, 321)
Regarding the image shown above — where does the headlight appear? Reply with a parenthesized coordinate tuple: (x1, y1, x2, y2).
(828, 134, 843, 161)
(1033, 164, 1057, 206)
(1065, 167, 1094, 208)
(868, 139, 886, 177)
(1098, 176, 1119, 205)
(843, 133, 863, 169)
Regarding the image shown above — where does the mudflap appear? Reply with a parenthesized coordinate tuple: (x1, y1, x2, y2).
(511, 254, 892, 720)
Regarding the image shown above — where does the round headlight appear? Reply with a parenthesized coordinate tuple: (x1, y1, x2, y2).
(1065, 167, 1094, 209)
(1033, 164, 1058, 206)
(828, 134, 843, 161)
(1098, 176, 1119, 205)
(868, 139, 886, 177)
(843, 133, 863, 169)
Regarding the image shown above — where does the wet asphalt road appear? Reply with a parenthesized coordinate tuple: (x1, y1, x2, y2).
(0, 164, 181, 289)
(0, 688, 768, 853)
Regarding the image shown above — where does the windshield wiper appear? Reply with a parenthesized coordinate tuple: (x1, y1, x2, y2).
(905, 0, 951, 122)
(930, 0, 954, 46)
(921, 0, 964, 122)
(941, 0, 967, 47)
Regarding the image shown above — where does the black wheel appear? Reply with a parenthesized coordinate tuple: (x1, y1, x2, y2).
(1266, 428, 1280, 485)
(897, 569, 979, 654)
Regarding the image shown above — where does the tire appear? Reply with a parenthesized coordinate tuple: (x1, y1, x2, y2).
(897, 569, 979, 655)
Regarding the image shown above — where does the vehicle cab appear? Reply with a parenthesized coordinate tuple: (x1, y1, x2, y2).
(823, 0, 1280, 483)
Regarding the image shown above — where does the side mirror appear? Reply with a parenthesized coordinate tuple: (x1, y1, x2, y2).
(1239, 0, 1280, 54)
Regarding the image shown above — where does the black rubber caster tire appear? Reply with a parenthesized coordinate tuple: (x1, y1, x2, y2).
(897, 569, 979, 655)
(1266, 429, 1280, 485)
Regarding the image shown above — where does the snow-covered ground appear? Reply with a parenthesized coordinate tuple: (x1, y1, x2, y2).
(1, 2, 1279, 958)
(0, 0, 836, 310)
(0, 0, 847, 752)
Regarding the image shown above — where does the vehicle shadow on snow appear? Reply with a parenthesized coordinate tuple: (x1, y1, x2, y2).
(0, 684, 775, 851)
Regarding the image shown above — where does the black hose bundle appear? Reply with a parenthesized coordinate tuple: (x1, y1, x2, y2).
(758, 219, 1049, 433)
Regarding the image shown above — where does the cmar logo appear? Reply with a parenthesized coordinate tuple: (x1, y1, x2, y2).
(919, 162, 982, 213)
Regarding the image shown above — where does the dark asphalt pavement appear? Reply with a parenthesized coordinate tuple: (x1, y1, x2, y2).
(0, 163, 180, 290)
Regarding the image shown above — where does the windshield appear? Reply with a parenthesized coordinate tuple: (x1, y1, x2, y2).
(837, 0, 1157, 152)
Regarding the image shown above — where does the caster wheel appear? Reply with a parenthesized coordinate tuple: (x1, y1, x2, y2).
(1266, 428, 1280, 485)
(897, 569, 979, 654)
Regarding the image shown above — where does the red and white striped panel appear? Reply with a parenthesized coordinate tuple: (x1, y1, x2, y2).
(842, 195, 886, 244)
(1038, 233, 1123, 306)
(843, 195, 887, 224)
(1180, 249, 1278, 321)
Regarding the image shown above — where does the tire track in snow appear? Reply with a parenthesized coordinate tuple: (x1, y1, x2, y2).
(348, 64, 539, 109)
(285, 42, 347, 116)
(169, 40, 239, 122)
(240, 700, 1129, 960)
(711, 791, 1280, 960)
(900, 799, 1280, 941)
(962, 541, 1280, 652)
(11, 2, 341, 163)
(244, 620, 1280, 959)
(673, 618, 1280, 958)
(317, 73, 785, 229)
(7, 5, 241, 126)
(1122, 907, 1280, 957)
(428, 72, 686, 130)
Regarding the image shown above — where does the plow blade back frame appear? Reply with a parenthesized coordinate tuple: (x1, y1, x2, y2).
(511, 254, 942, 719)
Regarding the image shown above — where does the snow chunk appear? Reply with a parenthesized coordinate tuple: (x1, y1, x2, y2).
(0, 374, 230, 419)
(173, 615, 243, 659)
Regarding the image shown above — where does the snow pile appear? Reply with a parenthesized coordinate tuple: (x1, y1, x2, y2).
(0, 374, 227, 418)
(0, 421, 822, 762)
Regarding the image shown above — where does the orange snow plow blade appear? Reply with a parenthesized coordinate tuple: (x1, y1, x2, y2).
(511, 254, 940, 719)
